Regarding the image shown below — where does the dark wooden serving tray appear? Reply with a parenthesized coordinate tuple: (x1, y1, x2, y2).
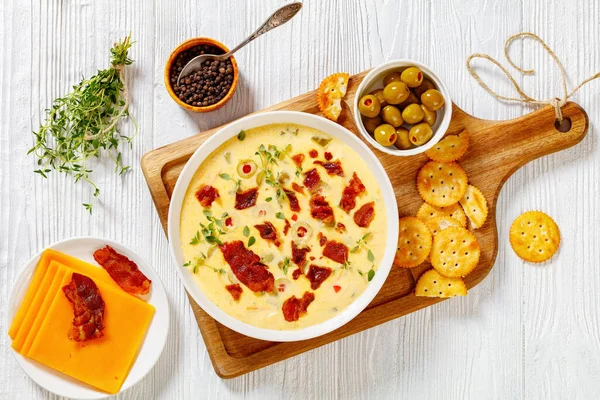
(141, 70, 588, 378)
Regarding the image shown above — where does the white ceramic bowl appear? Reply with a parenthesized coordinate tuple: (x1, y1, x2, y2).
(354, 59, 452, 156)
(168, 111, 399, 342)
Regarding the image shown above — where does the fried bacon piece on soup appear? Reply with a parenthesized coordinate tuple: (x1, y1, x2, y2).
(219, 241, 274, 292)
(93, 246, 151, 295)
(309, 194, 335, 224)
(254, 221, 281, 247)
(235, 187, 259, 210)
(314, 160, 344, 177)
(62, 273, 105, 342)
(292, 153, 305, 167)
(303, 168, 321, 192)
(282, 291, 315, 322)
(292, 268, 303, 280)
(283, 189, 301, 212)
(225, 284, 243, 301)
(354, 201, 375, 228)
(283, 219, 291, 236)
(306, 264, 332, 290)
(292, 241, 311, 267)
(195, 184, 220, 207)
(317, 232, 327, 247)
(291, 182, 305, 195)
(335, 222, 346, 233)
(322, 240, 349, 264)
(340, 172, 366, 212)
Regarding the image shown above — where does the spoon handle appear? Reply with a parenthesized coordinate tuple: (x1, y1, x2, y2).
(226, 2, 302, 56)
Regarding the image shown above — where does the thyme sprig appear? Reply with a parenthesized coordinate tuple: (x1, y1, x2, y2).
(29, 34, 137, 214)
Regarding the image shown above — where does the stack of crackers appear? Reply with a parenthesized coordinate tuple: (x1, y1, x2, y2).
(394, 131, 489, 298)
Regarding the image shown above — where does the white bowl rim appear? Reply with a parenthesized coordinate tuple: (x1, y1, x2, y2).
(167, 110, 399, 342)
(353, 59, 452, 156)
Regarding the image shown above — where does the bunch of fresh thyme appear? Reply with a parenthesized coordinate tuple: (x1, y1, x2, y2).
(28, 34, 137, 213)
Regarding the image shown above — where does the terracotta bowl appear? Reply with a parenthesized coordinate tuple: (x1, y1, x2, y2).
(164, 37, 239, 113)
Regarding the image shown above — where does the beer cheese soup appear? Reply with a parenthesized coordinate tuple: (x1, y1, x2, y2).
(179, 123, 387, 330)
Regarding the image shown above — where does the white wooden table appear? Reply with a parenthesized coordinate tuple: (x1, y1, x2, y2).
(1, 0, 599, 398)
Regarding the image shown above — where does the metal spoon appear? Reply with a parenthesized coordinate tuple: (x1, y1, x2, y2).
(177, 2, 303, 86)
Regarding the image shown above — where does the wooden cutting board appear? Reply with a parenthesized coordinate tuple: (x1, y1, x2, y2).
(141, 70, 588, 378)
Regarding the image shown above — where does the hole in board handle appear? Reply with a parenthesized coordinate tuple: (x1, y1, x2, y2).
(554, 117, 572, 133)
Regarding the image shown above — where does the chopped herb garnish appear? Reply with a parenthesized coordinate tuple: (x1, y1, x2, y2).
(248, 236, 256, 247)
(275, 212, 285, 220)
(237, 130, 246, 141)
(280, 257, 291, 275)
(367, 249, 375, 263)
(367, 269, 375, 282)
(243, 226, 250, 237)
(219, 173, 232, 180)
(265, 197, 273, 202)
(224, 152, 231, 163)
(189, 231, 202, 245)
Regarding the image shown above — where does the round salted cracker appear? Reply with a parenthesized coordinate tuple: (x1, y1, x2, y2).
(316, 72, 349, 122)
(459, 185, 489, 229)
(417, 202, 467, 228)
(509, 211, 560, 263)
(430, 226, 480, 278)
(395, 216, 432, 268)
(415, 269, 467, 298)
(425, 130, 470, 163)
(424, 216, 462, 236)
(417, 161, 468, 207)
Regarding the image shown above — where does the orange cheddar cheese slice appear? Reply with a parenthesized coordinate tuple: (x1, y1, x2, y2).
(9, 249, 121, 338)
(21, 263, 69, 355)
(27, 272, 155, 394)
(11, 260, 63, 351)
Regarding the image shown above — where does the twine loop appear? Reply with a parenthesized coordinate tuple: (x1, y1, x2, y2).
(467, 32, 599, 122)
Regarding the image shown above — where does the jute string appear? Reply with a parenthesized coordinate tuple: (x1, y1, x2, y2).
(466, 32, 600, 122)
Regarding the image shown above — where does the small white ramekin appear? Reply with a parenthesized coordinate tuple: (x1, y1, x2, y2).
(353, 59, 452, 156)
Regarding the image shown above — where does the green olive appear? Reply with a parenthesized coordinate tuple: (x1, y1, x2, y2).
(409, 123, 434, 146)
(358, 94, 381, 118)
(421, 104, 437, 126)
(421, 89, 445, 111)
(370, 88, 387, 108)
(380, 105, 403, 127)
(402, 103, 425, 124)
(362, 115, 383, 134)
(374, 124, 398, 147)
(413, 78, 436, 97)
(383, 82, 410, 105)
(383, 71, 402, 86)
(395, 128, 412, 150)
(237, 159, 257, 178)
(398, 91, 419, 108)
(400, 67, 424, 88)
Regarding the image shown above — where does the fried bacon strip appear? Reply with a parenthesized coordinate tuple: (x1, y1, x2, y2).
(62, 273, 105, 342)
(282, 291, 315, 322)
(309, 194, 334, 224)
(235, 187, 259, 210)
(283, 219, 291, 236)
(291, 182, 305, 195)
(303, 168, 321, 192)
(306, 264, 332, 290)
(322, 240, 349, 264)
(225, 284, 243, 301)
(195, 185, 220, 207)
(354, 201, 375, 228)
(340, 172, 366, 212)
(314, 160, 344, 177)
(254, 221, 281, 247)
(93, 246, 151, 295)
(219, 241, 274, 292)
(292, 241, 310, 267)
(283, 189, 301, 212)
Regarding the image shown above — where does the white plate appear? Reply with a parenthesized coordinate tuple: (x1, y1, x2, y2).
(7, 237, 170, 399)
(168, 111, 399, 342)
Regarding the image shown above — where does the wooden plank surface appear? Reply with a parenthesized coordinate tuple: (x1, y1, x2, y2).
(1, 0, 599, 398)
